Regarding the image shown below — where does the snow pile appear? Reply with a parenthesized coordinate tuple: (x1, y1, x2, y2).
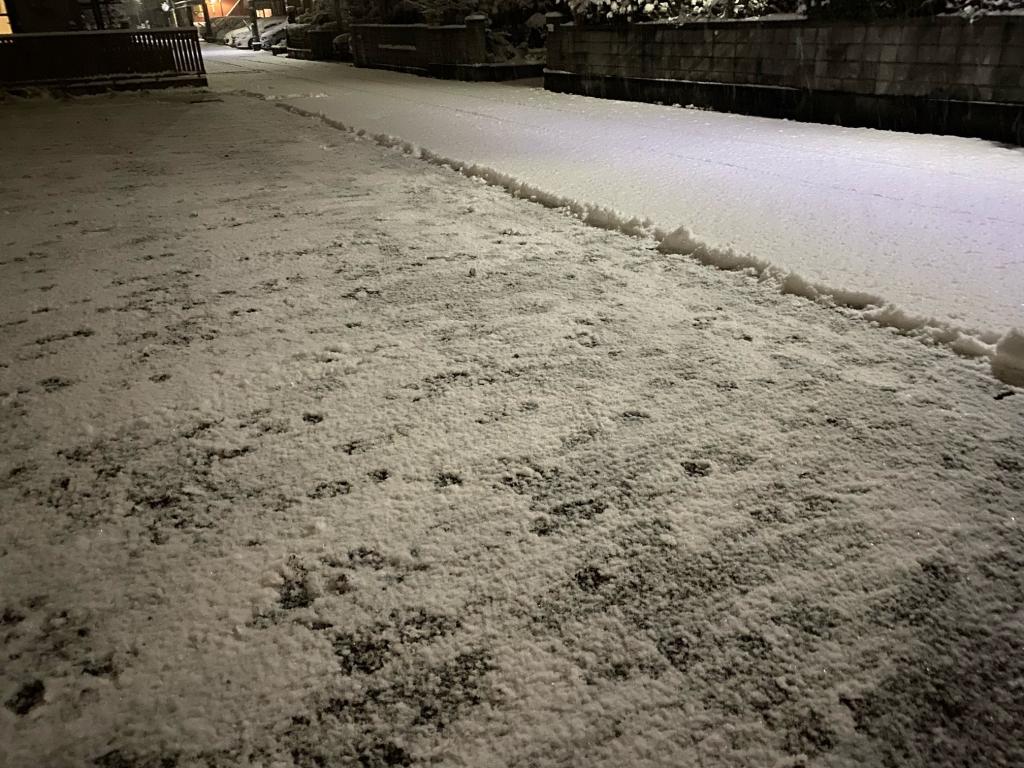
(991, 328, 1024, 386)
(658, 226, 1017, 380)
(779, 272, 883, 311)
(658, 226, 779, 276)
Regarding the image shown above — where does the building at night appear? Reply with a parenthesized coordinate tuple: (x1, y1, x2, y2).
(0, 0, 290, 32)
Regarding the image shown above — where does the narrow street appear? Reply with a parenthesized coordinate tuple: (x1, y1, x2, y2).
(203, 45, 1024, 342)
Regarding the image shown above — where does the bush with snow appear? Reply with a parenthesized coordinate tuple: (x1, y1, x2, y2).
(566, 0, 674, 22)
(568, 0, 1019, 21)
(567, 0, 802, 22)
(806, 0, 1022, 18)
(942, 0, 1023, 15)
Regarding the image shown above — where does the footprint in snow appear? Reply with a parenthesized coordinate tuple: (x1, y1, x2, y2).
(434, 471, 462, 489)
(682, 460, 713, 477)
(39, 376, 74, 392)
(308, 480, 351, 499)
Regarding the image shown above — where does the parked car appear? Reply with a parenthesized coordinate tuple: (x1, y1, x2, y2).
(259, 18, 289, 50)
(224, 24, 254, 48)
(208, 15, 247, 42)
(223, 16, 287, 50)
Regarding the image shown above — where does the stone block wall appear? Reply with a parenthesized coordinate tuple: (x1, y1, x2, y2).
(351, 16, 487, 71)
(547, 16, 1024, 105)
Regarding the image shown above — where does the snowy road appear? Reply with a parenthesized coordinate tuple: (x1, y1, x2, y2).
(3, 91, 1023, 768)
(204, 45, 1024, 346)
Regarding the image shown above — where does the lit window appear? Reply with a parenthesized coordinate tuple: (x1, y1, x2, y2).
(0, 0, 11, 35)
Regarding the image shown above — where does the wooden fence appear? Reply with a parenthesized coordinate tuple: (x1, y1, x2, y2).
(0, 28, 208, 91)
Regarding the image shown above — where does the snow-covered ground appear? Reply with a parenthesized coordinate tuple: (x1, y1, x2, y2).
(2, 91, 1023, 768)
(202, 46, 1024, 381)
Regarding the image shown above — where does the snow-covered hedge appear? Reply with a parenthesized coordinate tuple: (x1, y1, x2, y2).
(345, 0, 562, 25)
(940, 0, 1023, 15)
(567, 0, 796, 22)
(567, 0, 1020, 21)
(806, 0, 1023, 19)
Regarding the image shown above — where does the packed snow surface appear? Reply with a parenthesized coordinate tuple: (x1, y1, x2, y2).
(203, 46, 1024, 352)
(2, 90, 1024, 768)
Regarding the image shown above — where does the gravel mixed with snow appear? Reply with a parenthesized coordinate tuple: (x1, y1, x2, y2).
(1, 92, 1023, 768)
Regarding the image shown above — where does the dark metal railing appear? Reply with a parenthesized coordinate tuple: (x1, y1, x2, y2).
(0, 28, 207, 89)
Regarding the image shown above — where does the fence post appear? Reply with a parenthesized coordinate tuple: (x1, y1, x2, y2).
(464, 13, 487, 64)
(90, 0, 105, 29)
(200, 0, 213, 39)
(249, 0, 261, 48)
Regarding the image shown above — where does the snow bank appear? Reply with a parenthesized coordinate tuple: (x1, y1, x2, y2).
(779, 272, 884, 311)
(245, 91, 1022, 389)
(660, 226, 1016, 378)
(992, 328, 1024, 386)
(657, 226, 778, 277)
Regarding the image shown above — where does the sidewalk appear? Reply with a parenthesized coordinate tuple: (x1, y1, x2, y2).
(1, 91, 1022, 768)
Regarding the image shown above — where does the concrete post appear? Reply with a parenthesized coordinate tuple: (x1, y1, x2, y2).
(464, 13, 487, 65)
(249, 0, 261, 48)
(544, 11, 565, 71)
(200, 0, 213, 38)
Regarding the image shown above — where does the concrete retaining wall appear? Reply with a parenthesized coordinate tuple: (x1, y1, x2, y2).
(545, 16, 1024, 143)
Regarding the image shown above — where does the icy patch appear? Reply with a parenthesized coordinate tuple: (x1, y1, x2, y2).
(244, 91, 1022, 389)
